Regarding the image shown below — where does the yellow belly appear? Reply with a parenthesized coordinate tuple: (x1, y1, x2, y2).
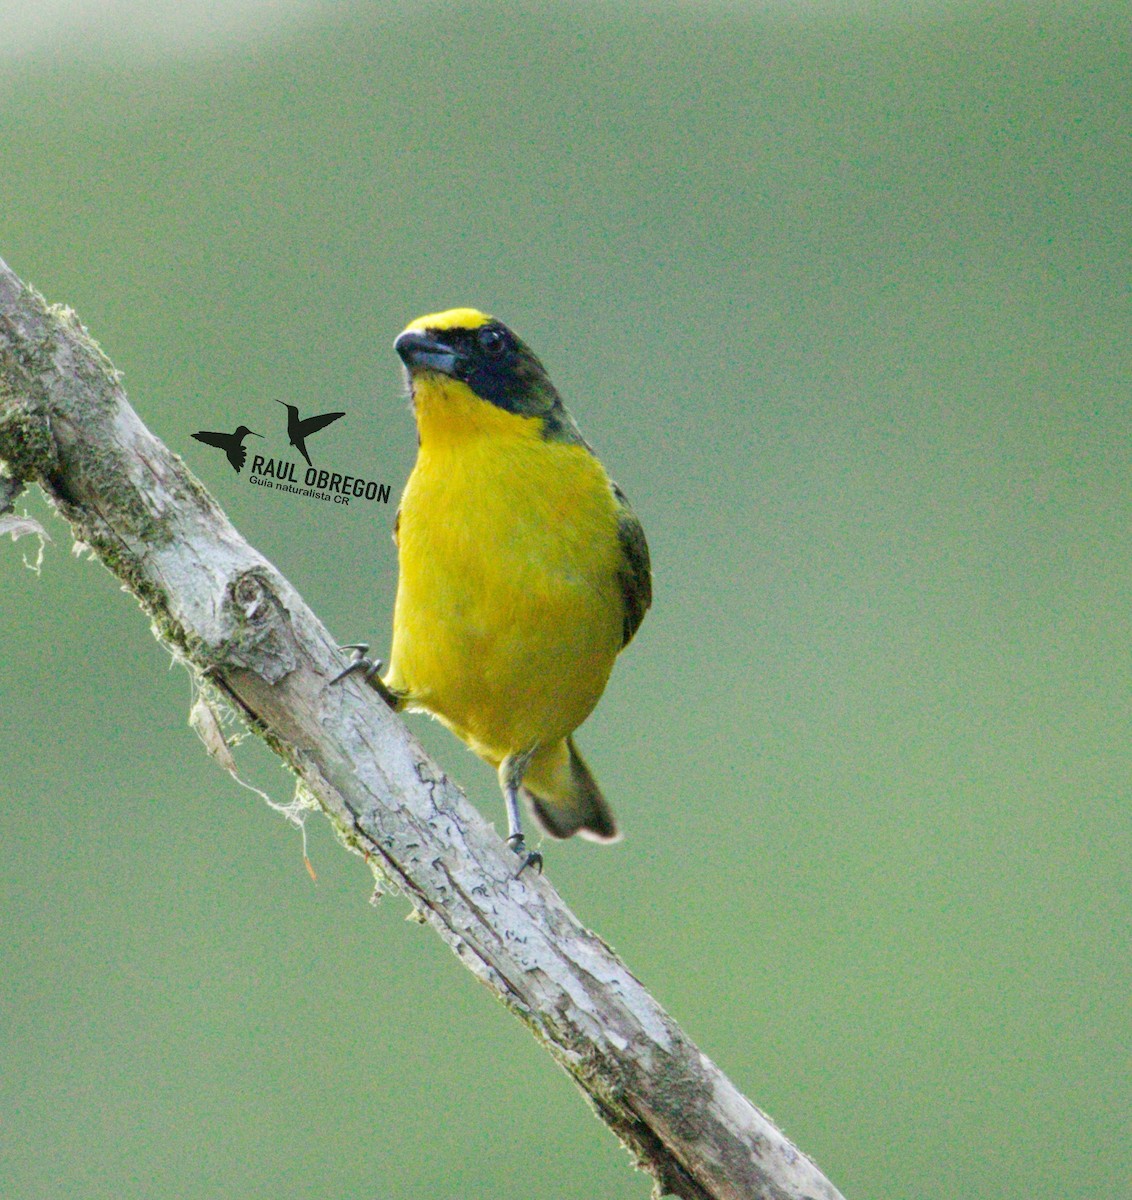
(386, 425, 624, 764)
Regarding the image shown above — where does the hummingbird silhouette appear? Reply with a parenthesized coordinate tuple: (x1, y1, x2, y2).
(190, 425, 263, 473)
(276, 400, 345, 467)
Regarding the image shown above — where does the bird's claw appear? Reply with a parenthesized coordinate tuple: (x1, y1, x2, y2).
(330, 643, 379, 684)
(330, 644, 399, 709)
(506, 833, 543, 878)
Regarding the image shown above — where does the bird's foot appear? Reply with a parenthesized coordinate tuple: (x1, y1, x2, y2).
(330, 643, 400, 710)
(506, 832, 544, 878)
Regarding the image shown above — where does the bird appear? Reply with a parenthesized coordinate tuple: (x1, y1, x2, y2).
(190, 424, 262, 473)
(334, 308, 651, 873)
(275, 400, 345, 467)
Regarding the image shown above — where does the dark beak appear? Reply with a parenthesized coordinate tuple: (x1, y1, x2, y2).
(394, 329, 459, 376)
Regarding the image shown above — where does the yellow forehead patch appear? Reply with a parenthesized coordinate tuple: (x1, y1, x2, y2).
(402, 307, 493, 335)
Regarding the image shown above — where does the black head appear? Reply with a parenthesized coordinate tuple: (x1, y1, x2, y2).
(394, 309, 567, 423)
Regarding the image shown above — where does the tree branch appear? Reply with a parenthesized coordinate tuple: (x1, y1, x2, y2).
(0, 256, 846, 1200)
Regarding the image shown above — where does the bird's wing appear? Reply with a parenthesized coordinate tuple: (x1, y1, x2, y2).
(191, 431, 228, 449)
(296, 411, 345, 437)
(612, 482, 652, 648)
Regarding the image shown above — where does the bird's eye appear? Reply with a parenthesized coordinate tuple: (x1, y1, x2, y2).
(478, 326, 507, 356)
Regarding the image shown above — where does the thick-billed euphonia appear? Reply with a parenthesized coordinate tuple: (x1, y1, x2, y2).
(339, 308, 650, 872)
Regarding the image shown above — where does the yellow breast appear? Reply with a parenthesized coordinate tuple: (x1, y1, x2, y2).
(386, 375, 624, 763)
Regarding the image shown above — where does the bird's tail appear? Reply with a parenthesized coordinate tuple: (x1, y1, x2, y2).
(522, 737, 619, 843)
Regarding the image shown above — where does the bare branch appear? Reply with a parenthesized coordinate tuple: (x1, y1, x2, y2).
(0, 256, 846, 1200)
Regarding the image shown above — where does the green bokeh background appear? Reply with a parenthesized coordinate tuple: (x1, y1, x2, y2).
(1, 3, 1128, 1198)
